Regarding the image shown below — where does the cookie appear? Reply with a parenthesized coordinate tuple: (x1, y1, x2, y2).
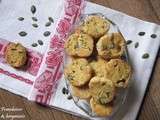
(81, 15, 110, 39)
(64, 58, 92, 87)
(74, 26, 83, 34)
(96, 33, 125, 59)
(90, 58, 108, 77)
(105, 59, 131, 88)
(71, 84, 91, 99)
(90, 98, 113, 117)
(65, 33, 94, 57)
(5, 43, 27, 68)
(89, 77, 115, 104)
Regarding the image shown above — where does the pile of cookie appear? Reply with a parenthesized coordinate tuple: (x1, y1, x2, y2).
(64, 15, 132, 117)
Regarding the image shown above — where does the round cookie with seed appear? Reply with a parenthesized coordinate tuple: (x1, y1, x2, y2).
(5, 43, 27, 68)
(89, 77, 115, 104)
(81, 15, 110, 39)
(65, 33, 94, 57)
(90, 58, 108, 77)
(64, 58, 92, 87)
(105, 59, 131, 88)
(96, 33, 125, 60)
(71, 84, 91, 99)
(90, 98, 113, 117)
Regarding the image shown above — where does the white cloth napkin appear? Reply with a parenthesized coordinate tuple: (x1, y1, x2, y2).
(0, 0, 64, 97)
(0, 0, 159, 120)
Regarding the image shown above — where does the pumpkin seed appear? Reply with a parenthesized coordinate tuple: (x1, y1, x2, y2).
(65, 89, 69, 94)
(135, 42, 139, 48)
(151, 34, 157, 39)
(32, 17, 38, 21)
(107, 44, 114, 49)
(142, 53, 149, 59)
(62, 87, 66, 94)
(45, 22, 51, 27)
(31, 43, 38, 47)
(18, 17, 24, 21)
(62, 87, 69, 95)
(43, 31, 51, 37)
(138, 32, 145, 36)
(67, 95, 72, 100)
(121, 54, 126, 60)
(99, 97, 107, 105)
(48, 17, 54, 23)
(19, 31, 27, 37)
(126, 40, 132, 45)
(37, 40, 43, 45)
(32, 23, 38, 28)
(31, 5, 36, 14)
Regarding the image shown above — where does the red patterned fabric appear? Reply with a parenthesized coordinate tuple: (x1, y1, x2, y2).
(32, 0, 85, 105)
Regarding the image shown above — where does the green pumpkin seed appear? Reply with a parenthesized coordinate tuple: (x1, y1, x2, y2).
(62, 87, 69, 95)
(32, 17, 38, 21)
(19, 31, 27, 37)
(48, 17, 54, 23)
(31, 43, 38, 47)
(18, 17, 24, 21)
(32, 23, 38, 28)
(135, 42, 139, 48)
(107, 44, 114, 49)
(151, 34, 157, 39)
(31, 5, 36, 14)
(67, 74, 74, 81)
(43, 31, 51, 37)
(45, 22, 51, 27)
(37, 40, 43, 45)
(62, 87, 66, 94)
(138, 32, 145, 36)
(142, 53, 149, 59)
(67, 95, 72, 100)
(126, 40, 132, 45)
